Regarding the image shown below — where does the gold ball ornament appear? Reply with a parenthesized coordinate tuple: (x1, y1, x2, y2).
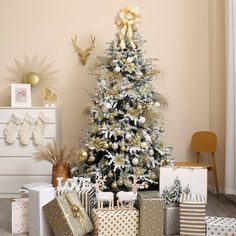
(137, 104, 143, 110)
(141, 142, 148, 149)
(144, 183, 149, 189)
(88, 154, 95, 162)
(24, 72, 40, 87)
(151, 135, 157, 142)
(104, 160, 109, 166)
(144, 156, 150, 163)
(135, 76, 141, 81)
(108, 114, 114, 121)
(120, 145, 126, 152)
(115, 129, 122, 136)
(159, 126, 165, 133)
(103, 143, 109, 149)
(108, 171, 114, 178)
(78, 149, 88, 162)
(117, 179, 124, 186)
(111, 182, 118, 189)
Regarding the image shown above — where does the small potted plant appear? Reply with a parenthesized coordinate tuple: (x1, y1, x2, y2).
(34, 140, 77, 187)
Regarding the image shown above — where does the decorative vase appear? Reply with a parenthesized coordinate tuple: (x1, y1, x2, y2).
(52, 163, 71, 187)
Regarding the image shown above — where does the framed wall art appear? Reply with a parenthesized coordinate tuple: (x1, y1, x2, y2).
(11, 83, 31, 107)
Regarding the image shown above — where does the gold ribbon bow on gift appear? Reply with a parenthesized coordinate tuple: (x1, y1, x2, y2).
(115, 7, 141, 50)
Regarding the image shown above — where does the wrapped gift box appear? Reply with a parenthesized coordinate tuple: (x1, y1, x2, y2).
(77, 187, 96, 217)
(43, 191, 94, 236)
(92, 208, 139, 236)
(180, 194, 206, 236)
(206, 216, 236, 235)
(29, 185, 55, 236)
(22, 182, 51, 190)
(164, 203, 180, 235)
(160, 166, 208, 201)
(137, 191, 164, 236)
(12, 198, 29, 234)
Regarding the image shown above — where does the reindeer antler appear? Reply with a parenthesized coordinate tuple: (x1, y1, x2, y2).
(71, 35, 96, 65)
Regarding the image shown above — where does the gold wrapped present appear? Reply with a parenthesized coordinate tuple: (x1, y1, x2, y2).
(92, 208, 139, 236)
(43, 191, 94, 236)
(137, 191, 164, 236)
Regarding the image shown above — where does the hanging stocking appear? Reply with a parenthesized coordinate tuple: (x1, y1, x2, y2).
(19, 113, 36, 146)
(4, 114, 23, 144)
(33, 112, 50, 145)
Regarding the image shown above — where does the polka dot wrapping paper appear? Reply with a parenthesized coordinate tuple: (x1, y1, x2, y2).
(11, 198, 29, 234)
(137, 191, 165, 236)
(206, 216, 236, 236)
(92, 208, 139, 236)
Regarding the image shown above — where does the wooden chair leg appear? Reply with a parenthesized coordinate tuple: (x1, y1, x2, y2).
(212, 153, 219, 194)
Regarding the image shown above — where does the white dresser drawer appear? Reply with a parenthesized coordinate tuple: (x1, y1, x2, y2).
(0, 107, 56, 123)
(0, 123, 56, 138)
(0, 157, 52, 175)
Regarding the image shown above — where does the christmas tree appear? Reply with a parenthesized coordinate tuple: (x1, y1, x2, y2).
(72, 7, 172, 192)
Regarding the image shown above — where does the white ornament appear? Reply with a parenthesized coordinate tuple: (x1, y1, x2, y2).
(139, 116, 146, 124)
(112, 143, 119, 150)
(104, 102, 112, 109)
(114, 66, 121, 73)
(149, 149, 154, 156)
(141, 142, 148, 149)
(125, 133, 132, 140)
(126, 57, 133, 63)
(155, 102, 160, 107)
(132, 158, 139, 165)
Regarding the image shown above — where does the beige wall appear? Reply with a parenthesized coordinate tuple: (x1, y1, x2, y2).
(0, 1, 226, 189)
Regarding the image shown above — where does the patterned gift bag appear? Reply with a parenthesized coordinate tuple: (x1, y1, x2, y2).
(12, 198, 29, 234)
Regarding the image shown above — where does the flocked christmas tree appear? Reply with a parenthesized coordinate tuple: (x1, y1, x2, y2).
(72, 7, 172, 192)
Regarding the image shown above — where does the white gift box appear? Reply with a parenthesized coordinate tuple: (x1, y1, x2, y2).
(22, 182, 51, 190)
(206, 216, 236, 235)
(29, 185, 55, 236)
(159, 166, 208, 201)
(12, 198, 29, 234)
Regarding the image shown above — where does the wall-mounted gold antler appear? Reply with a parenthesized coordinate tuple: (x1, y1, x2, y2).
(71, 35, 96, 65)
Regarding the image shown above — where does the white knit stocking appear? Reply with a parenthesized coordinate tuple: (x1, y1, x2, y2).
(19, 113, 36, 146)
(33, 112, 50, 145)
(4, 114, 23, 144)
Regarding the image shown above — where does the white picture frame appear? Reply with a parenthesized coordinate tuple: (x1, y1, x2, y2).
(11, 83, 31, 107)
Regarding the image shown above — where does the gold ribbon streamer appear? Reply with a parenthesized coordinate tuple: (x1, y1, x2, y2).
(115, 7, 141, 50)
(53, 194, 87, 233)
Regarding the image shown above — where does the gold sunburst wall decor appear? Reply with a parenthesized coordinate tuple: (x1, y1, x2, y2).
(6, 54, 59, 91)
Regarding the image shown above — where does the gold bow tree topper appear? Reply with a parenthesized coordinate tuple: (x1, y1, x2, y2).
(115, 7, 141, 50)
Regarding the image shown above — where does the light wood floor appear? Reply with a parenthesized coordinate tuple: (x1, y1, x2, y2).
(0, 192, 236, 236)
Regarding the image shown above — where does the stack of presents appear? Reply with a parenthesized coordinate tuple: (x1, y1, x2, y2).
(12, 165, 236, 236)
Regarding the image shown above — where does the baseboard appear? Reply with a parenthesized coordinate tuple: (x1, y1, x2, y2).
(208, 184, 224, 194)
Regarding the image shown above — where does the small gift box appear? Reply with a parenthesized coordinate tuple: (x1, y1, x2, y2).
(164, 203, 180, 235)
(92, 208, 139, 236)
(137, 191, 164, 236)
(11, 198, 29, 234)
(206, 216, 236, 236)
(180, 194, 206, 236)
(43, 191, 94, 236)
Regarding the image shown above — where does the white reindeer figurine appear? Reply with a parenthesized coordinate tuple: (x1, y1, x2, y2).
(95, 176, 114, 210)
(117, 176, 139, 209)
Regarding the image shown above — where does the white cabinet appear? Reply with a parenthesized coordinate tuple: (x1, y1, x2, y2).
(0, 107, 59, 194)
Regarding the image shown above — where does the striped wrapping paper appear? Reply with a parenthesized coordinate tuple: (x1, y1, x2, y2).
(179, 194, 206, 236)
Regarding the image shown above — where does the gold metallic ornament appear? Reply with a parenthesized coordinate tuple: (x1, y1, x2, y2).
(117, 179, 124, 186)
(140, 142, 147, 149)
(134, 76, 141, 81)
(143, 156, 150, 163)
(151, 135, 157, 143)
(144, 182, 149, 189)
(108, 114, 114, 121)
(111, 182, 118, 189)
(159, 126, 165, 133)
(78, 149, 88, 162)
(108, 171, 114, 178)
(103, 143, 109, 149)
(137, 104, 143, 110)
(104, 160, 109, 166)
(24, 72, 40, 87)
(120, 145, 126, 152)
(88, 154, 95, 162)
